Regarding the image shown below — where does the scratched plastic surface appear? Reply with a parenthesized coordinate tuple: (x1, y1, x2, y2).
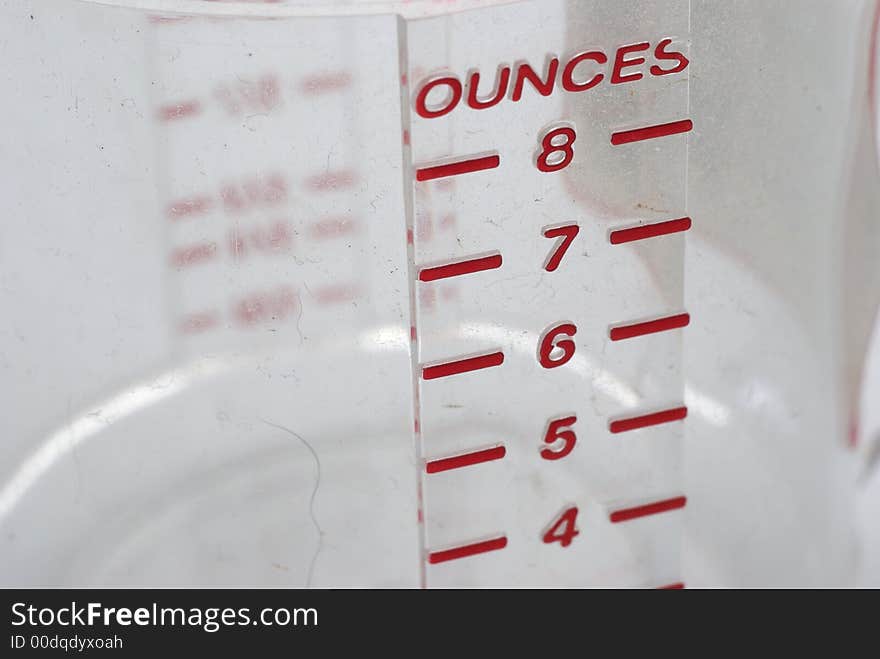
(1, 0, 878, 587)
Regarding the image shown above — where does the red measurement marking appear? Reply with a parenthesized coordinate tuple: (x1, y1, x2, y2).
(542, 224, 580, 271)
(611, 119, 693, 145)
(536, 125, 576, 172)
(166, 196, 212, 220)
(440, 286, 458, 301)
(610, 313, 690, 341)
(543, 507, 580, 547)
(214, 75, 281, 117)
(426, 445, 506, 474)
(422, 351, 504, 380)
(610, 406, 687, 433)
(149, 16, 191, 24)
(414, 42, 689, 119)
(416, 208, 434, 242)
(221, 174, 287, 214)
(419, 286, 436, 310)
(178, 311, 219, 335)
(159, 100, 201, 122)
(609, 496, 687, 523)
(415, 154, 499, 182)
(300, 71, 352, 95)
(609, 217, 692, 244)
(309, 217, 356, 240)
(314, 284, 358, 305)
(233, 286, 298, 327)
(229, 221, 293, 259)
(428, 536, 507, 564)
(540, 416, 578, 460)
(657, 582, 685, 589)
(306, 170, 357, 191)
(170, 242, 217, 268)
(539, 323, 577, 369)
(418, 253, 502, 282)
(849, 416, 860, 449)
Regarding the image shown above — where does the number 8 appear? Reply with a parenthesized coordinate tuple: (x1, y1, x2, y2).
(536, 124, 577, 172)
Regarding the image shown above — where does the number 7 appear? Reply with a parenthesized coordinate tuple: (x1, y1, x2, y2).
(542, 224, 580, 272)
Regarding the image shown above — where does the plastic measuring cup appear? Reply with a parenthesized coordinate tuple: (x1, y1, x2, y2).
(0, 0, 878, 587)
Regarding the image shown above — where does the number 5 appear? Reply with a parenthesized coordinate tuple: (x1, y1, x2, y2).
(540, 415, 577, 460)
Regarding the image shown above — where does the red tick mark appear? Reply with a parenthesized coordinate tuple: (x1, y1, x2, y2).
(428, 536, 507, 564)
(611, 119, 693, 145)
(418, 253, 502, 282)
(158, 100, 201, 122)
(300, 71, 351, 95)
(314, 284, 358, 305)
(415, 154, 500, 181)
(426, 445, 506, 474)
(422, 351, 504, 380)
(657, 582, 686, 589)
(309, 216, 356, 240)
(166, 196, 213, 220)
(149, 15, 191, 24)
(170, 242, 217, 268)
(178, 311, 219, 334)
(609, 496, 687, 522)
(609, 406, 687, 433)
(609, 217, 691, 244)
(306, 170, 357, 191)
(610, 313, 690, 341)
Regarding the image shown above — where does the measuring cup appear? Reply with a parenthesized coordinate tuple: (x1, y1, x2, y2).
(0, 0, 878, 587)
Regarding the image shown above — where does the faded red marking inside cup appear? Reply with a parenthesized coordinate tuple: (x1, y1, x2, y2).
(178, 311, 220, 335)
(306, 170, 358, 191)
(166, 196, 213, 220)
(159, 100, 201, 122)
(309, 217, 357, 240)
(233, 286, 298, 327)
(300, 71, 352, 95)
(314, 284, 358, 305)
(170, 242, 217, 268)
(149, 15, 192, 25)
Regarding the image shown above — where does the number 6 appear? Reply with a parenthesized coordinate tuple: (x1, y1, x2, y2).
(538, 322, 577, 368)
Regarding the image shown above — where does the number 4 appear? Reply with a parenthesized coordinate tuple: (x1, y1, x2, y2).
(543, 506, 580, 547)
(542, 224, 579, 272)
